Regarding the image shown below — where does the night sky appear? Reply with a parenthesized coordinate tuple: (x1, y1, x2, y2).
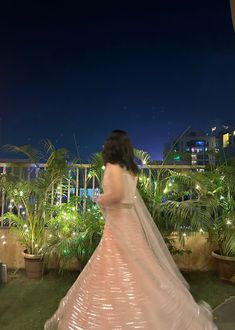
(0, 1, 235, 161)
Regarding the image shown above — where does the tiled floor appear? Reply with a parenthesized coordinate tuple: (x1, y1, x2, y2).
(213, 296, 235, 330)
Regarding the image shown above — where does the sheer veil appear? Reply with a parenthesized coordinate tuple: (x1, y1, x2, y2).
(134, 189, 189, 289)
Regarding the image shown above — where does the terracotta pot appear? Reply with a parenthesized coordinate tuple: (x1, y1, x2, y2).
(212, 250, 235, 282)
(23, 250, 43, 279)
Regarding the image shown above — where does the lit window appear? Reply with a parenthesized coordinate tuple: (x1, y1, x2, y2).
(196, 141, 204, 146)
(223, 133, 229, 148)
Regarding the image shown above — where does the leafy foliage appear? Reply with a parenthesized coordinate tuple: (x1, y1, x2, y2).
(46, 198, 104, 270)
(0, 142, 69, 255)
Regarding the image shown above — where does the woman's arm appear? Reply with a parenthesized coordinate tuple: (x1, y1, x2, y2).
(96, 163, 123, 208)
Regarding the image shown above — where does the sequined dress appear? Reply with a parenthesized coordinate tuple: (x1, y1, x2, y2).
(44, 163, 217, 329)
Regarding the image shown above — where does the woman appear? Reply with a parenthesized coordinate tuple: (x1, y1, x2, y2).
(45, 130, 217, 329)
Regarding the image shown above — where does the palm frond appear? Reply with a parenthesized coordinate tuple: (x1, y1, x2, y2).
(134, 149, 151, 166)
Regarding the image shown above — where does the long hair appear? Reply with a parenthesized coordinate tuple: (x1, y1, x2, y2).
(102, 130, 139, 175)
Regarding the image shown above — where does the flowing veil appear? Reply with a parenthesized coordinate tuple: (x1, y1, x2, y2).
(134, 189, 189, 289)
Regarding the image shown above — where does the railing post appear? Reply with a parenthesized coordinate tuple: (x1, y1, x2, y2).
(67, 170, 71, 203)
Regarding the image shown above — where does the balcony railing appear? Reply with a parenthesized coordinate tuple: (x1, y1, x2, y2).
(0, 162, 205, 227)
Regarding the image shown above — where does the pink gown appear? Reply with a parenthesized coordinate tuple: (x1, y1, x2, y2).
(44, 163, 217, 329)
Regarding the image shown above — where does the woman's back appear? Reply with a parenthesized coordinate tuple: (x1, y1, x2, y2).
(102, 163, 137, 207)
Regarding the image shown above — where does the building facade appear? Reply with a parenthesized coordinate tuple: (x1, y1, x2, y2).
(164, 129, 219, 166)
(213, 124, 235, 160)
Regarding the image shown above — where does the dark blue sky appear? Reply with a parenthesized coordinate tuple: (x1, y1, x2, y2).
(0, 1, 235, 161)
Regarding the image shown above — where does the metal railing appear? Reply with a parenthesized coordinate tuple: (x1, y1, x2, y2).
(0, 162, 205, 227)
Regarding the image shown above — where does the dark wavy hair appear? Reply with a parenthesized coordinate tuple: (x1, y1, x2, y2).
(102, 129, 139, 175)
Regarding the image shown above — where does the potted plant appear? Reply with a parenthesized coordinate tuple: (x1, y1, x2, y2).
(194, 165, 235, 281)
(0, 141, 69, 278)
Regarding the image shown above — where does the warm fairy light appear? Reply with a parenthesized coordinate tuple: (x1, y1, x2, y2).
(226, 220, 231, 225)
(199, 228, 204, 233)
(183, 233, 187, 237)
(195, 184, 200, 190)
(19, 191, 23, 196)
(1, 235, 5, 239)
(88, 208, 91, 212)
(49, 234, 52, 238)
(35, 244, 38, 248)
(2, 241, 6, 245)
(101, 166, 105, 170)
(23, 224, 27, 228)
